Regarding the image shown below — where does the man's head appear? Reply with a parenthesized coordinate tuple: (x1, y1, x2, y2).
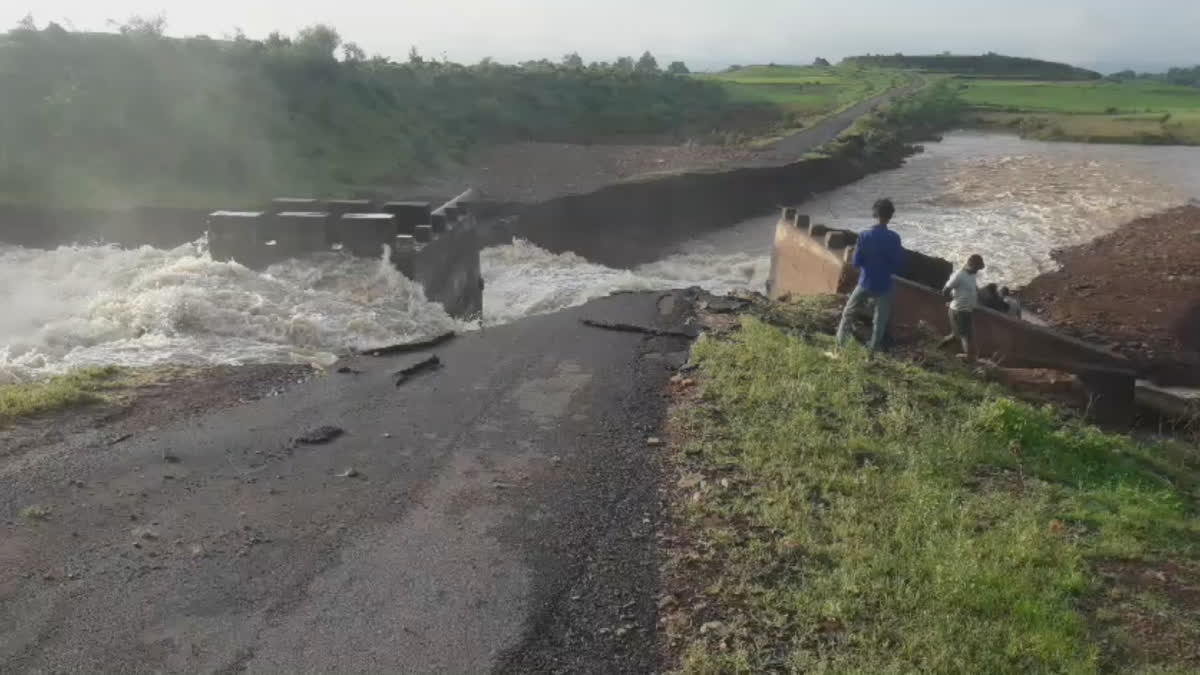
(1000, 286, 1012, 297)
(872, 198, 895, 225)
(966, 254, 985, 274)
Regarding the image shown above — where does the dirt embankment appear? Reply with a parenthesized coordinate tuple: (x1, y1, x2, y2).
(405, 83, 915, 204)
(1021, 205, 1200, 381)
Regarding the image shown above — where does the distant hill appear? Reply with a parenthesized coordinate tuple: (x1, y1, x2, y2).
(842, 53, 1101, 81)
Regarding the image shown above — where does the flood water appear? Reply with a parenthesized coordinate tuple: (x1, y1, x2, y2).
(681, 131, 1200, 286)
(3, 131, 1199, 380)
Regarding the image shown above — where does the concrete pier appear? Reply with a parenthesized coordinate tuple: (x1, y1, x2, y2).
(382, 201, 431, 235)
(262, 212, 331, 262)
(208, 211, 265, 263)
(338, 212, 400, 258)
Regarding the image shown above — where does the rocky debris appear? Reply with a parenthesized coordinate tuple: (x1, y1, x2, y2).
(580, 318, 697, 339)
(393, 355, 442, 387)
(362, 331, 456, 357)
(1021, 205, 1200, 377)
(335, 366, 362, 375)
(293, 425, 345, 446)
(336, 467, 361, 479)
(646, 437, 665, 448)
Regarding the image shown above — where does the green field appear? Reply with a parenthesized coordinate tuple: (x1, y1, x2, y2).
(959, 78, 1200, 144)
(665, 300, 1200, 673)
(699, 65, 901, 134)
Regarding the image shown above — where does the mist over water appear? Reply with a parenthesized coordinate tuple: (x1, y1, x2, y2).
(3, 132, 1198, 380)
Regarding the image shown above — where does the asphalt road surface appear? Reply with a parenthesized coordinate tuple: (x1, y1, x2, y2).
(1, 291, 698, 674)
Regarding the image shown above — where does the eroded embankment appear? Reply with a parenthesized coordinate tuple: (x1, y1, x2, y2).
(475, 148, 914, 269)
(1022, 204, 1200, 385)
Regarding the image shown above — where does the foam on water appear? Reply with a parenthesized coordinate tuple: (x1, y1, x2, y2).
(0, 241, 460, 383)
(480, 238, 767, 325)
(5, 132, 1200, 379)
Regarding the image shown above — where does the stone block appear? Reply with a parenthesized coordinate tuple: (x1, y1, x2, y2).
(825, 230, 854, 250)
(782, 207, 798, 222)
(794, 213, 811, 229)
(264, 211, 331, 260)
(414, 224, 434, 243)
(207, 211, 263, 263)
(338, 212, 399, 258)
(382, 201, 431, 235)
(809, 223, 830, 238)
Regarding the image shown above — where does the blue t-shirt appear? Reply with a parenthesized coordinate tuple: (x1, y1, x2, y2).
(853, 224, 903, 293)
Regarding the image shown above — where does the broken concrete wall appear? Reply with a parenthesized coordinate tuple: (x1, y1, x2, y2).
(0, 200, 483, 318)
(476, 151, 910, 269)
(767, 208, 1133, 371)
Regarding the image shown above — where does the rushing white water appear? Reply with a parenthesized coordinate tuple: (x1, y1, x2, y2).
(4, 131, 1199, 380)
(480, 238, 767, 325)
(0, 242, 460, 383)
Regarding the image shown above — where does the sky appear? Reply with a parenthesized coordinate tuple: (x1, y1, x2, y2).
(5, 0, 1198, 73)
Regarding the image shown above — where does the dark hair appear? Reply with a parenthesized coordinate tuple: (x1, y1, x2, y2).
(872, 198, 895, 222)
(967, 254, 985, 270)
(1000, 286, 1011, 296)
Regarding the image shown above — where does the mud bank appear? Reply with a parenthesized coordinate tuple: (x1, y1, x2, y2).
(1022, 204, 1200, 385)
(476, 149, 916, 269)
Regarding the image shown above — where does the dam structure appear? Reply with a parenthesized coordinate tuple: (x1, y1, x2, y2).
(0, 191, 483, 319)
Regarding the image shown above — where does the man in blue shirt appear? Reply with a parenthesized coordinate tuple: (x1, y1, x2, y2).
(836, 198, 904, 357)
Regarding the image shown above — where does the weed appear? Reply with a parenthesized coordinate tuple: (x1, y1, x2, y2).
(665, 314, 1200, 673)
(0, 366, 124, 424)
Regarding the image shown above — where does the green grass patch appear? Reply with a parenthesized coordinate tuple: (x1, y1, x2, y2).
(959, 79, 1200, 114)
(0, 366, 124, 424)
(665, 309, 1200, 673)
(959, 78, 1200, 145)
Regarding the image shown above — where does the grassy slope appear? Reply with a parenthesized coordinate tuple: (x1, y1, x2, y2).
(958, 79, 1200, 144)
(698, 65, 900, 144)
(0, 366, 123, 424)
(664, 302, 1200, 673)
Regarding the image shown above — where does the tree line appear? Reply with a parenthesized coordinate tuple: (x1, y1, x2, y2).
(0, 19, 724, 204)
(843, 53, 1101, 81)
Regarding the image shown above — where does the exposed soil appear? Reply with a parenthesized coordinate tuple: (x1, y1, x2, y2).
(1021, 205, 1200, 382)
(406, 140, 766, 203)
(404, 83, 914, 204)
(1086, 559, 1200, 670)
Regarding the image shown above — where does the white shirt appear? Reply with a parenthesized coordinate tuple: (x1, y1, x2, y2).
(943, 268, 979, 312)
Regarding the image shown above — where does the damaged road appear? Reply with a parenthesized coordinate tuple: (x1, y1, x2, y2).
(0, 291, 699, 674)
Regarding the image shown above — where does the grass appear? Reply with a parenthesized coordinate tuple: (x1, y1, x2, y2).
(663, 301, 1200, 673)
(696, 65, 903, 144)
(958, 79, 1200, 145)
(0, 366, 125, 424)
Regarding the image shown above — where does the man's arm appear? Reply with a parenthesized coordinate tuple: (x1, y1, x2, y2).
(942, 270, 959, 300)
(887, 235, 904, 277)
(852, 235, 865, 269)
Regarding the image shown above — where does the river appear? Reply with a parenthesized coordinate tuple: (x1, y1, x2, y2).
(2, 132, 1199, 381)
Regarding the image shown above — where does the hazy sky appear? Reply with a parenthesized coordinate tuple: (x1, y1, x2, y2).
(6, 0, 1198, 73)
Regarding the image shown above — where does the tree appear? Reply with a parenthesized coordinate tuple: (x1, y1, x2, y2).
(341, 42, 366, 62)
(667, 61, 690, 75)
(14, 13, 36, 32)
(408, 46, 424, 65)
(813, 57, 831, 67)
(635, 51, 659, 73)
(562, 52, 584, 68)
(615, 56, 635, 72)
(117, 14, 166, 37)
(295, 24, 341, 59)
